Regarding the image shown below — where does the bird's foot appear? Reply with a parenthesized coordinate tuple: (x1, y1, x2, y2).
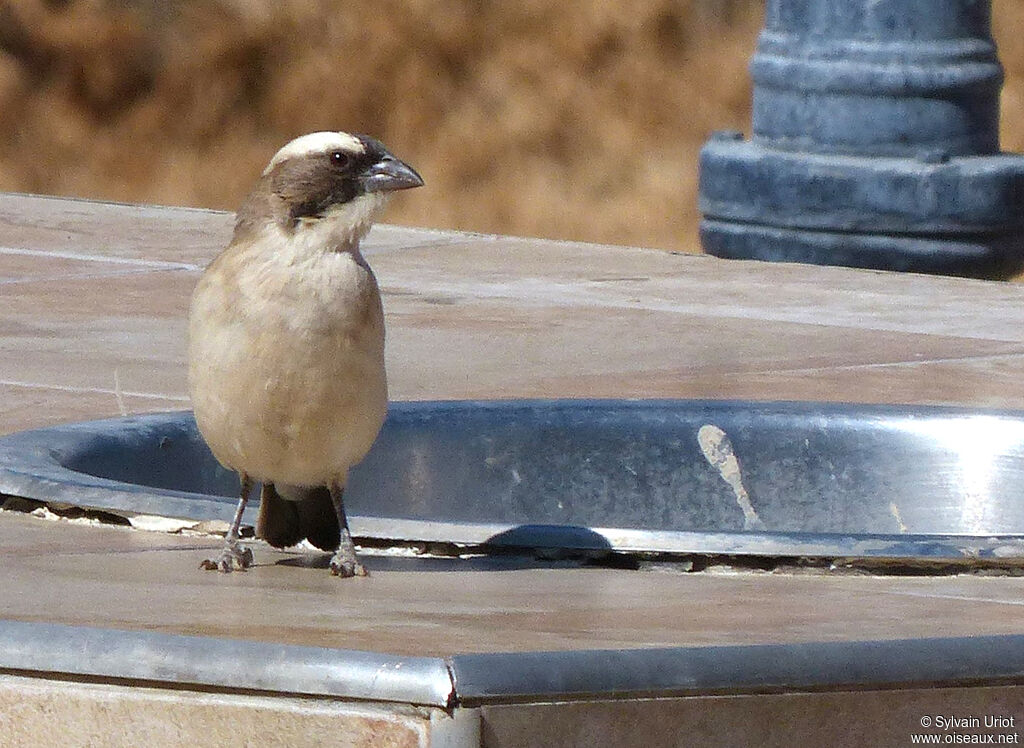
(329, 549, 368, 578)
(200, 542, 254, 573)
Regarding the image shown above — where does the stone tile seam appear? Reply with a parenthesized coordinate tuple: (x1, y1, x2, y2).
(1, 268, 186, 286)
(715, 351, 1024, 379)
(868, 588, 1024, 607)
(363, 238, 488, 256)
(0, 544, 222, 560)
(0, 191, 231, 215)
(377, 274, 1024, 342)
(531, 350, 1024, 382)
(0, 237, 486, 268)
(0, 246, 202, 271)
(0, 379, 189, 402)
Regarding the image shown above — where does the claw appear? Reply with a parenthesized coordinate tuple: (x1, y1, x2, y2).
(329, 552, 368, 578)
(200, 543, 254, 573)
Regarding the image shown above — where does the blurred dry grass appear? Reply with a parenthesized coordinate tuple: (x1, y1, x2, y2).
(0, 0, 1021, 253)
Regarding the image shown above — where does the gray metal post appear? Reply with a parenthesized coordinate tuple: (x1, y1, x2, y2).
(698, 0, 1024, 278)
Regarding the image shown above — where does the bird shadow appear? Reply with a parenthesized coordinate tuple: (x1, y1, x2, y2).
(273, 554, 586, 573)
(273, 524, 623, 573)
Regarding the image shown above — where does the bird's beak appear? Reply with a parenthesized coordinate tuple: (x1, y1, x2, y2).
(360, 154, 424, 194)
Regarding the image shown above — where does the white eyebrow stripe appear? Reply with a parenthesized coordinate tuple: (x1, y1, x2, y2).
(262, 131, 365, 175)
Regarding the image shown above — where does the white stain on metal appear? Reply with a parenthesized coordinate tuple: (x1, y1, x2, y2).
(889, 502, 909, 533)
(697, 424, 766, 531)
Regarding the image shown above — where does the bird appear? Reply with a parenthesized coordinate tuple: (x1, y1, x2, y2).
(188, 131, 423, 577)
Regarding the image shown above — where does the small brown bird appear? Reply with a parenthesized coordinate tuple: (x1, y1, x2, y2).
(188, 131, 423, 576)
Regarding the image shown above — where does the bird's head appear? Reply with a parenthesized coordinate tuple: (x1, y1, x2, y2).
(237, 131, 423, 248)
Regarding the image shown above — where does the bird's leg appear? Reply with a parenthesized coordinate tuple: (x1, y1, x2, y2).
(328, 480, 368, 578)
(200, 473, 255, 572)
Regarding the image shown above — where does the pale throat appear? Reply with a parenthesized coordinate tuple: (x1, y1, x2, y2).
(294, 192, 389, 255)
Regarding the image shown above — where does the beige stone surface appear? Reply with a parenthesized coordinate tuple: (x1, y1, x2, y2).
(0, 673, 437, 748)
(479, 685, 1024, 748)
(7, 193, 1024, 435)
(1, 510, 1023, 655)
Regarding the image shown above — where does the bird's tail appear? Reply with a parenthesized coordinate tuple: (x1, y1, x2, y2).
(256, 483, 341, 552)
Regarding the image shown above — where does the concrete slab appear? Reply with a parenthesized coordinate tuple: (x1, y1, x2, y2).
(0, 673, 442, 748)
(479, 685, 1024, 748)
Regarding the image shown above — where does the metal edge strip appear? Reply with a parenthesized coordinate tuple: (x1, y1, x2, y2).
(0, 619, 454, 708)
(449, 634, 1024, 705)
(6, 620, 1023, 708)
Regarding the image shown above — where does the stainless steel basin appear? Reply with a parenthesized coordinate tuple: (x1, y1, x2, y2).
(2, 399, 1023, 565)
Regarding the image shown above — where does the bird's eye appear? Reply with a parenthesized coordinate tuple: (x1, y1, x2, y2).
(330, 151, 351, 168)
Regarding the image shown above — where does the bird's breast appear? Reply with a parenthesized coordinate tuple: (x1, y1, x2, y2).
(188, 238, 387, 486)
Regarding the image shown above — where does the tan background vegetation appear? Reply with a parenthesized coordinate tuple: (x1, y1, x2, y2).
(0, 0, 1022, 252)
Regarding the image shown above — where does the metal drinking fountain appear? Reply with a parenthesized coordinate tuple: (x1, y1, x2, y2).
(698, 0, 1024, 278)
